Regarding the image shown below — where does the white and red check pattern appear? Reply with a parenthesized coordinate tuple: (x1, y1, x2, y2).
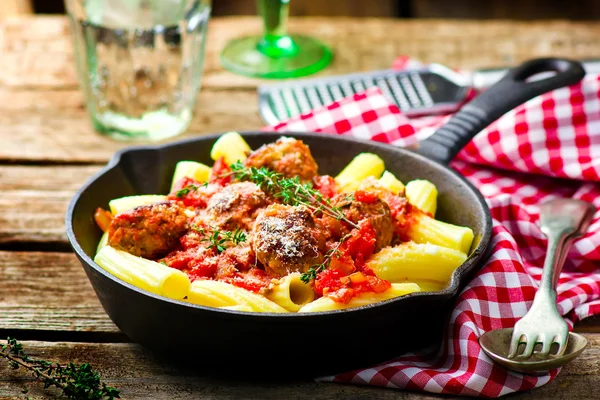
(263, 59, 600, 397)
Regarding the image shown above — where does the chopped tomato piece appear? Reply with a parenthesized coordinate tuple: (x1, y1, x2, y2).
(314, 269, 345, 297)
(328, 288, 354, 303)
(212, 156, 232, 185)
(342, 220, 377, 268)
(313, 175, 338, 199)
(170, 176, 202, 193)
(354, 190, 378, 203)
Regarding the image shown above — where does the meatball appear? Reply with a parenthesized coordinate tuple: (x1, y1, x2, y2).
(202, 182, 268, 230)
(245, 137, 318, 181)
(333, 193, 394, 251)
(251, 204, 326, 276)
(108, 202, 188, 259)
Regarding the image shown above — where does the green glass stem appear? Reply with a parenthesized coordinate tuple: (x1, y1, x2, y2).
(256, 0, 298, 58)
(220, 0, 331, 78)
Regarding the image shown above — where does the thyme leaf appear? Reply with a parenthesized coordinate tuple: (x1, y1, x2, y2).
(300, 233, 352, 283)
(175, 184, 199, 198)
(227, 162, 359, 229)
(1, 337, 120, 399)
(191, 224, 247, 254)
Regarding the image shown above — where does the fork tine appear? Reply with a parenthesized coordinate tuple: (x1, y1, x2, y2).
(555, 334, 569, 357)
(507, 331, 524, 358)
(538, 334, 552, 356)
(521, 335, 537, 358)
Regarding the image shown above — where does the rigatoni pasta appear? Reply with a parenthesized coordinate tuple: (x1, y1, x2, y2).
(189, 280, 288, 313)
(170, 161, 212, 191)
(298, 283, 421, 312)
(95, 246, 190, 300)
(266, 273, 315, 311)
(405, 179, 438, 216)
(92, 134, 475, 313)
(407, 213, 474, 254)
(366, 242, 467, 284)
(379, 170, 405, 195)
(335, 153, 385, 191)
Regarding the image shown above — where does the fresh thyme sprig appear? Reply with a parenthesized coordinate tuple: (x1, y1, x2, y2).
(175, 184, 199, 198)
(228, 162, 359, 229)
(191, 224, 247, 253)
(300, 233, 352, 283)
(1, 337, 120, 399)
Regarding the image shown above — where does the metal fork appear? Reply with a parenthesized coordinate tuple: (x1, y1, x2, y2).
(508, 198, 595, 359)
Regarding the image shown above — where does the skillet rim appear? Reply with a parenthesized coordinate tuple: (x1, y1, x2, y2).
(65, 131, 492, 318)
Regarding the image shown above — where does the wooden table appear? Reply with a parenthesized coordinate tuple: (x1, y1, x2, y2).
(1, 15, 600, 399)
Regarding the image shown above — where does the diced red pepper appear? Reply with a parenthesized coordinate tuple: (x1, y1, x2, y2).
(94, 207, 113, 232)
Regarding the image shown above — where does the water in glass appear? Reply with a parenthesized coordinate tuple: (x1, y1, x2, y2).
(66, 0, 211, 141)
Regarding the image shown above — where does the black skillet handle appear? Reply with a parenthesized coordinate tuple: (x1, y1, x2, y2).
(415, 58, 585, 164)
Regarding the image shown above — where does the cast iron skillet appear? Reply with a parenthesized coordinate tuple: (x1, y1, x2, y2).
(66, 58, 584, 376)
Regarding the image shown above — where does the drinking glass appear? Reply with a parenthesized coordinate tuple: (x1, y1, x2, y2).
(221, 0, 332, 79)
(65, 0, 211, 141)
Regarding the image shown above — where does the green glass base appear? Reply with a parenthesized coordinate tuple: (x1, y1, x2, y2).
(221, 34, 332, 79)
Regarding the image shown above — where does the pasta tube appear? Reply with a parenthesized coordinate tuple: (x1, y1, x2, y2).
(298, 283, 421, 313)
(97, 232, 109, 254)
(366, 242, 467, 284)
(219, 305, 254, 312)
(188, 280, 289, 313)
(266, 273, 315, 312)
(108, 195, 168, 215)
(94, 246, 190, 300)
(406, 179, 438, 216)
(412, 279, 447, 292)
(379, 170, 405, 195)
(170, 161, 212, 191)
(335, 153, 385, 191)
(210, 131, 252, 165)
(408, 213, 474, 254)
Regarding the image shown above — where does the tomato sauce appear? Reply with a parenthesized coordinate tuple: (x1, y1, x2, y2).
(313, 220, 391, 303)
(105, 140, 425, 304)
(313, 175, 338, 199)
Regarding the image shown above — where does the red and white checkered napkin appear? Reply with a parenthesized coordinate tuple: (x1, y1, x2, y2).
(264, 59, 600, 397)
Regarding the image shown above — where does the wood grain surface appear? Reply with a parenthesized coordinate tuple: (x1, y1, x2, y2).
(0, 338, 598, 399)
(2, 17, 600, 163)
(3, 15, 600, 399)
(0, 251, 118, 334)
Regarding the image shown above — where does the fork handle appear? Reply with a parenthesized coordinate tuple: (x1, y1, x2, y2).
(538, 228, 573, 294)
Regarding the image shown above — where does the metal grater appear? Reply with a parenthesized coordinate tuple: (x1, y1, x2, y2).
(258, 60, 600, 125)
(258, 64, 473, 125)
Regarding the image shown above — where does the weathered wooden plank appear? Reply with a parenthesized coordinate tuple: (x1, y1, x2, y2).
(3, 17, 600, 90)
(0, 251, 118, 333)
(0, 90, 263, 163)
(0, 166, 99, 245)
(1, 247, 600, 336)
(1, 18, 600, 163)
(0, 338, 599, 399)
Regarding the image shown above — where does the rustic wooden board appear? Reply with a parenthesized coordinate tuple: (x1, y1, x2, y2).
(2, 17, 600, 163)
(3, 17, 600, 90)
(1, 247, 600, 336)
(0, 166, 99, 246)
(0, 251, 118, 333)
(1, 164, 600, 335)
(0, 91, 263, 164)
(0, 338, 599, 399)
